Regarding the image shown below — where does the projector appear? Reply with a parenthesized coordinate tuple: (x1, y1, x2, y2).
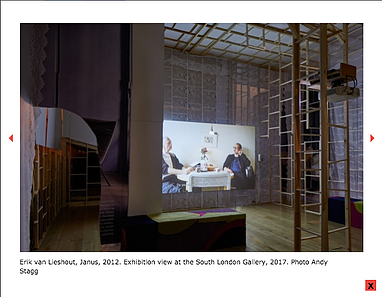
(326, 85, 360, 102)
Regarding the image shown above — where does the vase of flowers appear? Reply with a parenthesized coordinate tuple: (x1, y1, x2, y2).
(200, 147, 208, 172)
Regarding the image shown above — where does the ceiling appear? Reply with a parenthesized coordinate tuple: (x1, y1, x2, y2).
(164, 23, 362, 68)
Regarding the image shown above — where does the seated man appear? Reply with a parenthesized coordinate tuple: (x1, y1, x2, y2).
(162, 137, 193, 193)
(223, 143, 251, 190)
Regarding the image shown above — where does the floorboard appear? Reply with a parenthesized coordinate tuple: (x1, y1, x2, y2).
(36, 205, 102, 252)
(234, 203, 363, 252)
(36, 191, 363, 252)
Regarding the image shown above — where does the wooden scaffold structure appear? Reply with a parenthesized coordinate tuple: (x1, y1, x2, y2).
(292, 23, 356, 251)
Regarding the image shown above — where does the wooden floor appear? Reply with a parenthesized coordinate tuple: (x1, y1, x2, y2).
(36, 202, 362, 252)
(36, 205, 101, 252)
(224, 203, 363, 252)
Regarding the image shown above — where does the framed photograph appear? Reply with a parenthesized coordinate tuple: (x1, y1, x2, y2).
(201, 133, 218, 148)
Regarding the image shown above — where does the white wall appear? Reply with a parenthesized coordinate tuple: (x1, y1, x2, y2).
(35, 107, 98, 150)
(63, 109, 97, 146)
(128, 24, 164, 216)
(163, 120, 256, 170)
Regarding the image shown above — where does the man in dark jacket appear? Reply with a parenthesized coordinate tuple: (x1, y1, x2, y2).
(223, 143, 251, 190)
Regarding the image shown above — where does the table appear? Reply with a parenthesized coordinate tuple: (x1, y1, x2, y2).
(178, 171, 233, 192)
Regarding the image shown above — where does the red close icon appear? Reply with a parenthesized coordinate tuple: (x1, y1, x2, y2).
(9, 134, 13, 142)
(365, 280, 376, 291)
(370, 134, 374, 142)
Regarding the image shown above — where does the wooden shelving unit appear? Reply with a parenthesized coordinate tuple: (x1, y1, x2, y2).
(30, 107, 102, 250)
(65, 138, 101, 206)
(31, 145, 64, 250)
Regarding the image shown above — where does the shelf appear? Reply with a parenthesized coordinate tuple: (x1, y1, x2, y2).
(66, 139, 101, 205)
(32, 144, 65, 250)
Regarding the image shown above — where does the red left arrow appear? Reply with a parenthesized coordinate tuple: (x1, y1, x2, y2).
(9, 134, 13, 142)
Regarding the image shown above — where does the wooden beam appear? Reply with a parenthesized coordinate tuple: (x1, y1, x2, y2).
(181, 24, 207, 53)
(288, 23, 299, 40)
(296, 27, 320, 44)
(343, 23, 352, 251)
(249, 23, 292, 36)
(292, 23, 302, 252)
(166, 23, 321, 61)
(319, 24, 329, 251)
(189, 23, 219, 54)
(328, 24, 345, 44)
(301, 23, 318, 30)
(202, 23, 237, 56)
(219, 23, 295, 49)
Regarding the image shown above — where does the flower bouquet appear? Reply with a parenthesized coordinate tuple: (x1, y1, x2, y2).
(200, 147, 208, 160)
(200, 147, 208, 172)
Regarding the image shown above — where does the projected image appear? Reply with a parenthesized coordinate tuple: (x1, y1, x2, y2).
(162, 121, 255, 194)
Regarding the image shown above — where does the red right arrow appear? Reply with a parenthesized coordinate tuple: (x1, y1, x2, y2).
(370, 134, 374, 142)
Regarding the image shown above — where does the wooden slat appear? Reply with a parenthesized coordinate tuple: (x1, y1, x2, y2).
(31, 144, 64, 250)
(292, 23, 302, 251)
(320, 23, 329, 251)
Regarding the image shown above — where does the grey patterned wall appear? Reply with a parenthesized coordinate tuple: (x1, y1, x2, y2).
(164, 48, 232, 124)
